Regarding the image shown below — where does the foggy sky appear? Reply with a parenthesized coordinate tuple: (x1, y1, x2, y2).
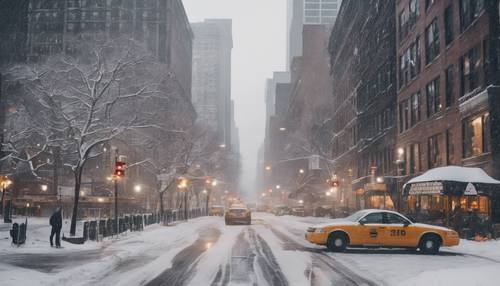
(183, 0, 287, 198)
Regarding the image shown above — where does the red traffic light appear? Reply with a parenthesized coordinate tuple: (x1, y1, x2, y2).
(329, 180, 340, 187)
(115, 161, 126, 177)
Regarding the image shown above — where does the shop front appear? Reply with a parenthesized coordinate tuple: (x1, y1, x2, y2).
(353, 177, 395, 210)
(403, 166, 500, 236)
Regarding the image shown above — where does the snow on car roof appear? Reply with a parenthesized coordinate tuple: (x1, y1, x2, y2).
(405, 166, 500, 185)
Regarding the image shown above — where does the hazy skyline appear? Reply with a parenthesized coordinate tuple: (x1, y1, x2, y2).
(183, 0, 287, 198)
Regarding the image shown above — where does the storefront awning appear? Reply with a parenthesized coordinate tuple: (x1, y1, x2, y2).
(403, 166, 500, 196)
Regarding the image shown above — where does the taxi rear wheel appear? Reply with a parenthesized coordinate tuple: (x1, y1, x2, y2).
(327, 232, 348, 252)
(419, 234, 441, 255)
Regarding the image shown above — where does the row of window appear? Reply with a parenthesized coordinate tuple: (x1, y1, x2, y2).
(399, 0, 484, 43)
(400, 112, 490, 176)
(399, 42, 486, 133)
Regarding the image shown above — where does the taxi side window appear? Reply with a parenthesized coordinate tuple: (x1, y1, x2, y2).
(385, 213, 409, 224)
(360, 213, 383, 224)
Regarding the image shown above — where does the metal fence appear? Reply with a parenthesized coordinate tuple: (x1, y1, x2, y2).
(82, 208, 205, 242)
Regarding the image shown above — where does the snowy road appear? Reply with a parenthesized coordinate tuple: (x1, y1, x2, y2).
(1, 213, 500, 286)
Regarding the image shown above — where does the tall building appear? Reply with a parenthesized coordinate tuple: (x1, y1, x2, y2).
(0, 0, 193, 98)
(329, 0, 397, 211)
(395, 0, 500, 219)
(191, 19, 234, 148)
(287, 0, 342, 69)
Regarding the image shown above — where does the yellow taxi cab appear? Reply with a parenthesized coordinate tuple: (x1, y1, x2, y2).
(305, 209, 459, 254)
(209, 205, 224, 216)
(225, 204, 251, 225)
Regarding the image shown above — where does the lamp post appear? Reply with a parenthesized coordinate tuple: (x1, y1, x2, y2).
(1, 176, 13, 220)
(396, 147, 406, 212)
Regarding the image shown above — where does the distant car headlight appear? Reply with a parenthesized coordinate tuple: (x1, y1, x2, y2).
(315, 228, 326, 233)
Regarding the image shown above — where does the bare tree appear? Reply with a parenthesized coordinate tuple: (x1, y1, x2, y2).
(4, 39, 183, 235)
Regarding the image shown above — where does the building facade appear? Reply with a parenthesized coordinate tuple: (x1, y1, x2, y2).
(0, 0, 193, 98)
(395, 0, 500, 219)
(329, 0, 398, 211)
(191, 19, 234, 148)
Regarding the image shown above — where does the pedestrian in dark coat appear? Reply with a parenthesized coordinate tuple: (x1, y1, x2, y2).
(49, 207, 62, 248)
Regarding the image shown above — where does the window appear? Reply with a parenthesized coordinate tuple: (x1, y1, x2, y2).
(399, 99, 410, 133)
(410, 92, 420, 126)
(360, 213, 384, 224)
(426, 0, 435, 10)
(460, 0, 485, 32)
(409, 143, 420, 174)
(460, 45, 482, 97)
(445, 66, 454, 107)
(463, 113, 490, 158)
(399, 10, 409, 40)
(444, 6, 454, 45)
(428, 134, 443, 168)
(426, 77, 441, 117)
(385, 213, 410, 224)
(425, 19, 440, 64)
(446, 129, 455, 164)
(399, 37, 421, 87)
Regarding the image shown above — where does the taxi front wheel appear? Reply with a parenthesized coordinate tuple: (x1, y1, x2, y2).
(327, 232, 347, 252)
(419, 234, 441, 255)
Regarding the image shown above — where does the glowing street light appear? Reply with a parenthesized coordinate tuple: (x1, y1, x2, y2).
(279, 127, 287, 131)
(211, 180, 218, 187)
(41, 184, 48, 192)
(397, 147, 405, 156)
(202, 189, 208, 194)
(298, 200, 304, 204)
(276, 185, 281, 189)
(376, 177, 384, 183)
(299, 169, 305, 174)
(265, 165, 272, 171)
(134, 184, 142, 193)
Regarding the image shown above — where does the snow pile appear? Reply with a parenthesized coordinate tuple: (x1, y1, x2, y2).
(406, 166, 500, 185)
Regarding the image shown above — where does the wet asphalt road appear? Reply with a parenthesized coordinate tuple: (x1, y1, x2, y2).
(144, 218, 377, 286)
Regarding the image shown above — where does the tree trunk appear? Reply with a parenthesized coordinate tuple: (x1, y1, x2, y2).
(69, 167, 83, 236)
(159, 191, 164, 215)
(205, 189, 211, 216)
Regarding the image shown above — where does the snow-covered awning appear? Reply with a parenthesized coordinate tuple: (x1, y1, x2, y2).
(403, 166, 500, 197)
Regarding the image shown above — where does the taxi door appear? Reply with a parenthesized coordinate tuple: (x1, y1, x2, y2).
(380, 212, 419, 247)
(353, 212, 386, 246)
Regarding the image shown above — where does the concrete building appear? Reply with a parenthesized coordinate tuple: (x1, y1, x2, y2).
(395, 0, 500, 219)
(191, 19, 234, 148)
(329, 0, 397, 211)
(0, 0, 193, 98)
(286, 0, 342, 69)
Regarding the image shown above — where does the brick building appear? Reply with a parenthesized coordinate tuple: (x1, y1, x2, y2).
(396, 1, 500, 188)
(328, 0, 398, 211)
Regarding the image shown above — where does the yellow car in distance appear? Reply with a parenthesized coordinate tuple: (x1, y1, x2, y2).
(305, 209, 459, 254)
(209, 205, 225, 216)
(225, 204, 251, 225)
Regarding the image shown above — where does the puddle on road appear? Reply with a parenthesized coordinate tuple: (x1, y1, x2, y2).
(145, 226, 221, 286)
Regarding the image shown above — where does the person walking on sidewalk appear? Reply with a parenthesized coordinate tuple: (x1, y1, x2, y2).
(49, 207, 62, 248)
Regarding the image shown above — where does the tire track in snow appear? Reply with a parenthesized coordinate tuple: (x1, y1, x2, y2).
(263, 221, 379, 286)
(145, 227, 221, 286)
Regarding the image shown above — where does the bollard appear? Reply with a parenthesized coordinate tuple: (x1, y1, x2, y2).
(83, 221, 89, 241)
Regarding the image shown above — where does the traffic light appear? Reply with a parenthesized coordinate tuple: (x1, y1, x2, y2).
(329, 179, 340, 188)
(114, 161, 126, 177)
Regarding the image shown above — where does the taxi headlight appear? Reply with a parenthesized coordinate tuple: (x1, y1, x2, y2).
(315, 228, 326, 233)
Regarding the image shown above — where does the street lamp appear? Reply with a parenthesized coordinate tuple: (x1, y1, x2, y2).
(134, 185, 142, 193)
(1, 177, 13, 220)
(265, 165, 272, 171)
(276, 185, 281, 189)
(299, 169, 305, 174)
(41, 184, 48, 192)
(279, 127, 287, 131)
(211, 180, 218, 187)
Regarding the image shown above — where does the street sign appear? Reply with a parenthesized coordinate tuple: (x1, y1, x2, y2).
(464, 183, 478, 196)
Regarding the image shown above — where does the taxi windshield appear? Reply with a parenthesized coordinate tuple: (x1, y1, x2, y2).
(345, 210, 370, 222)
